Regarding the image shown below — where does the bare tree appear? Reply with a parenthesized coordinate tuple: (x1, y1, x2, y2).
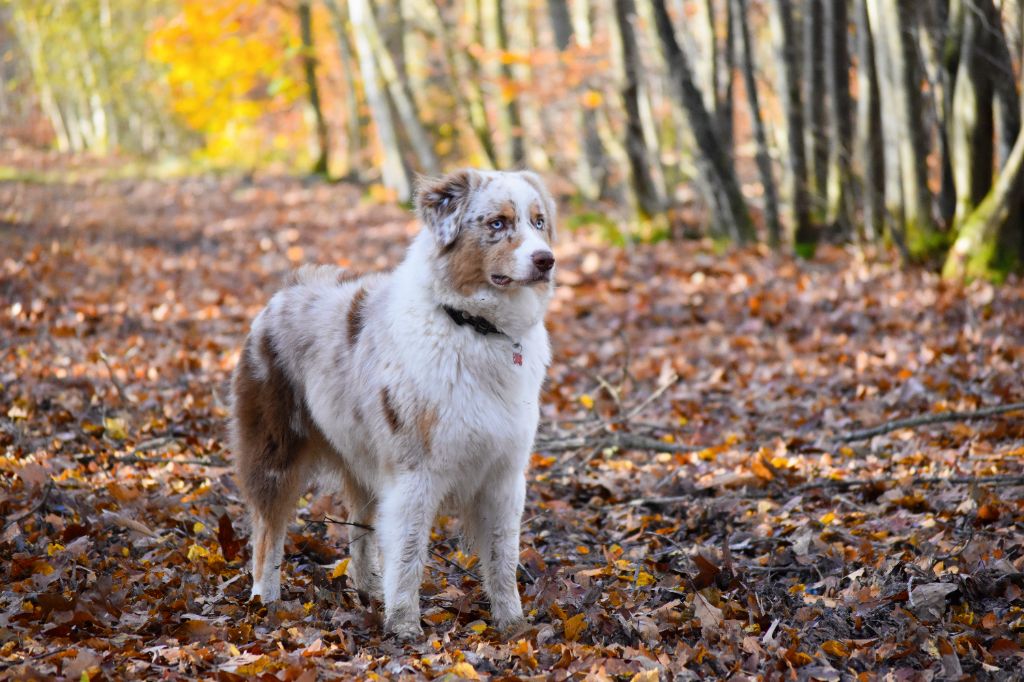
(769, 0, 814, 250)
(733, 0, 781, 246)
(614, 0, 663, 218)
(650, 0, 754, 242)
(298, 0, 328, 176)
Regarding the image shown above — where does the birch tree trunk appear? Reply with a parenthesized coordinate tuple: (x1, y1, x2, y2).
(650, 0, 755, 242)
(803, 0, 828, 206)
(733, 0, 781, 246)
(869, 0, 939, 256)
(324, 0, 366, 180)
(548, 0, 606, 199)
(769, 0, 814, 250)
(943, 122, 1024, 279)
(298, 0, 329, 176)
(348, 0, 412, 201)
(362, 0, 439, 174)
(614, 0, 663, 218)
(855, 0, 885, 241)
(825, 0, 853, 236)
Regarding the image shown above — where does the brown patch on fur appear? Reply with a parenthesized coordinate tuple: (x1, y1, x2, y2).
(493, 200, 517, 227)
(416, 404, 439, 455)
(518, 171, 557, 239)
(381, 387, 402, 433)
(347, 287, 368, 346)
(528, 201, 552, 243)
(446, 235, 490, 295)
(338, 269, 361, 284)
(231, 334, 316, 532)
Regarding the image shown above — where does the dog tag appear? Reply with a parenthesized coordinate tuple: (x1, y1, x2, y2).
(512, 342, 523, 366)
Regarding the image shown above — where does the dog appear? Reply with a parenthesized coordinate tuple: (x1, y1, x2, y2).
(230, 168, 556, 640)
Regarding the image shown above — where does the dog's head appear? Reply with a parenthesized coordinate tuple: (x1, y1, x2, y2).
(416, 169, 556, 298)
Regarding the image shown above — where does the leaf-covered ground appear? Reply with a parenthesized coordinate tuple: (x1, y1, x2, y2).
(3, 163, 1024, 680)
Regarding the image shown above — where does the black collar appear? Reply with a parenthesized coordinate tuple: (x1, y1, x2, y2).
(442, 305, 502, 336)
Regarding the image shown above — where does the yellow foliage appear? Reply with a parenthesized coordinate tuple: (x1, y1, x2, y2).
(147, 0, 306, 165)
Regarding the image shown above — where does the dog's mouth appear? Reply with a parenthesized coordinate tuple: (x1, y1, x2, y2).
(490, 272, 551, 288)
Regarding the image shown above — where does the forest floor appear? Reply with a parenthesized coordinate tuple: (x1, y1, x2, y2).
(2, 165, 1024, 680)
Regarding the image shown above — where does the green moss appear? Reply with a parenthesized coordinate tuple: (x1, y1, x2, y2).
(794, 241, 816, 259)
(904, 219, 948, 259)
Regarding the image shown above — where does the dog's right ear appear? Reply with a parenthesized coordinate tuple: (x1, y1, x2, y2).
(415, 169, 480, 247)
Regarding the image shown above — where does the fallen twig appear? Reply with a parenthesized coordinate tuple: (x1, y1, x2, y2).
(835, 402, 1024, 442)
(535, 431, 701, 455)
(2, 480, 54, 532)
(99, 350, 132, 404)
(616, 473, 1024, 507)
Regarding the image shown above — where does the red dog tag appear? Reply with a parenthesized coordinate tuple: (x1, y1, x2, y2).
(512, 351, 523, 366)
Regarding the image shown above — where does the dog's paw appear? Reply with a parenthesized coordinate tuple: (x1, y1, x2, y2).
(495, 616, 530, 639)
(353, 572, 384, 602)
(385, 618, 424, 642)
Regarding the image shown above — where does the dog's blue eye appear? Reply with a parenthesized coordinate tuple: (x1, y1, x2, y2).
(489, 219, 504, 230)
(534, 217, 545, 230)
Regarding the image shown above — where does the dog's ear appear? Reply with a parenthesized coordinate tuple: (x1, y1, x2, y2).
(517, 170, 557, 240)
(415, 169, 480, 247)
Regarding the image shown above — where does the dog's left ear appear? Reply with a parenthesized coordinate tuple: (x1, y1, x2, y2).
(517, 171, 557, 240)
(416, 169, 480, 247)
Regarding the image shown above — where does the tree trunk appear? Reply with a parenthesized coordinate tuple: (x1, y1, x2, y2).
(362, 0, 439, 174)
(733, 0, 781, 246)
(348, 0, 412, 201)
(324, 0, 366, 180)
(298, 0, 329, 176)
(854, 0, 885, 242)
(769, 0, 815, 251)
(825, 0, 853, 237)
(548, 0, 606, 199)
(490, 0, 525, 166)
(614, 0, 662, 218)
(869, 0, 939, 256)
(803, 0, 828, 207)
(943, 124, 1024, 279)
(650, 0, 755, 243)
(427, 0, 497, 168)
(949, 0, 994, 227)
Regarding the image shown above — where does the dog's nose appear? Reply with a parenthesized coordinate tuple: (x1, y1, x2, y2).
(531, 250, 555, 272)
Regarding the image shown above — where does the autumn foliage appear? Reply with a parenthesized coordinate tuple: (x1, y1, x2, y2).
(2, 155, 1024, 679)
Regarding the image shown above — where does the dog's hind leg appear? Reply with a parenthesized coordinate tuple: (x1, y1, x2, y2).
(232, 333, 314, 603)
(377, 472, 439, 640)
(247, 460, 310, 603)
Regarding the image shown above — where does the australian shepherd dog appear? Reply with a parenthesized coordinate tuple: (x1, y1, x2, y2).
(230, 169, 556, 639)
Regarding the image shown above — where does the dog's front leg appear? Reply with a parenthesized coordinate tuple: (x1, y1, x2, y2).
(377, 472, 437, 640)
(475, 469, 527, 634)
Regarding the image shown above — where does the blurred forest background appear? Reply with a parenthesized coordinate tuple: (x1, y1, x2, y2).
(2, 0, 1024, 280)
(5, 2, 1024, 678)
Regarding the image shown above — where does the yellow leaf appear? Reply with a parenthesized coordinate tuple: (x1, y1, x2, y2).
(677, 416, 689, 426)
(821, 639, 850, 657)
(630, 671, 659, 682)
(467, 620, 487, 634)
(819, 511, 837, 525)
(46, 543, 65, 556)
(579, 394, 594, 409)
(103, 417, 128, 440)
(563, 613, 587, 641)
(636, 571, 656, 587)
(187, 543, 210, 561)
(331, 558, 350, 579)
(581, 90, 603, 109)
(448, 661, 480, 680)
(193, 521, 205, 534)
